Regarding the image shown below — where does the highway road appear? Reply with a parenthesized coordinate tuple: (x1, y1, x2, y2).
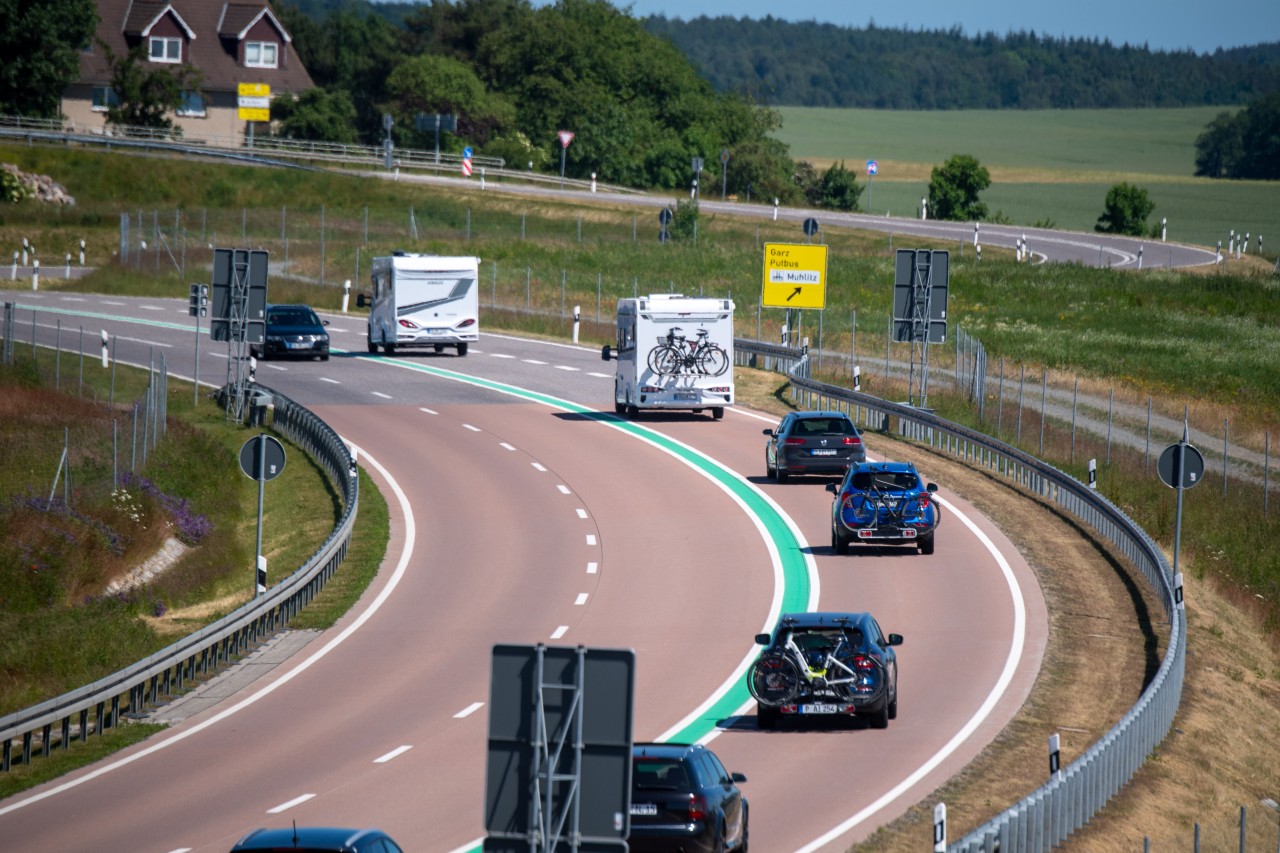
(0, 290, 1047, 852)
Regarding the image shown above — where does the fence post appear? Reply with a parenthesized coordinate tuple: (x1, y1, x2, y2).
(1039, 369, 1047, 455)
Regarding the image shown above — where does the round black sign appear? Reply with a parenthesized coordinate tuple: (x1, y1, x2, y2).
(1157, 442, 1204, 490)
(240, 434, 287, 482)
(803, 218, 820, 236)
(658, 208, 673, 225)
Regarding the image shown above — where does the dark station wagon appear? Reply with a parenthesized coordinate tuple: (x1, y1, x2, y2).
(629, 742, 748, 853)
(763, 410, 867, 481)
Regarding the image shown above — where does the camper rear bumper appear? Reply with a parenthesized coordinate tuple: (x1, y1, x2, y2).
(395, 330, 480, 346)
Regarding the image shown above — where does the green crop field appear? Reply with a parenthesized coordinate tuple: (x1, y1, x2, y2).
(771, 106, 1280, 249)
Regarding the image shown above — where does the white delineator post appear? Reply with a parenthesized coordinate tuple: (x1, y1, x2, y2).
(100, 330, 110, 368)
(342, 279, 351, 313)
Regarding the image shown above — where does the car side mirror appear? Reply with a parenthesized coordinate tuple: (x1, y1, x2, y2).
(601, 344, 613, 361)
(826, 482, 838, 494)
(762, 428, 774, 436)
(356, 293, 369, 308)
(926, 483, 938, 493)
(322, 319, 330, 326)
(731, 772, 747, 783)
(754, 633, 771, 646)
(887, 633, 904, 646)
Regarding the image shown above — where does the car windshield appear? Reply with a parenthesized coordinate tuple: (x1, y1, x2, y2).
(795, 418, 853, 436)
(851, 471, 916, 491)
(269, 308, 319, 326)
(786, 628, 861, 653)
(633, 758, 689, 790)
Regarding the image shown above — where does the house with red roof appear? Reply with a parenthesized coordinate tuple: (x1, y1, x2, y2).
(62, 1, 314, 140)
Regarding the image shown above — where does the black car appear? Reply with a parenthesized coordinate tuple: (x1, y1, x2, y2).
(253, 303, 330, 361)
(763, 410, 866, 481)
(229, 825, 403, 852)
(827, 461, 941, 555)
(748, 611, 902, 730)
(629, 742, 748, 853)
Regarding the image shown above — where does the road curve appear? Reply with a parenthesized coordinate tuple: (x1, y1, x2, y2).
(0, 293, 1047, 851)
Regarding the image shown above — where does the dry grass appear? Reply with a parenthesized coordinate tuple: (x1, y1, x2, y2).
(732, 368, 1280, 850)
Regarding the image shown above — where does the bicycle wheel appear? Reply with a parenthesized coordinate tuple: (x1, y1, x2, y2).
(747, 653, 801, 707)
(828, 653, 884, 702)
(699, 344, 729, 377)
(648, 344, 680, 376)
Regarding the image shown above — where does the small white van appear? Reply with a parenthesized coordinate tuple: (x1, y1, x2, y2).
(359, 253, 480, 356)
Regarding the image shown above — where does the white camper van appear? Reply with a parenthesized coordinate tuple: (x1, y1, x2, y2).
(359, 253, 480, 356)
(602, 294, 735, 419)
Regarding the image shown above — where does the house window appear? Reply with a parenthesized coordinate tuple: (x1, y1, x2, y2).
(91, 86, 120, 111)
(178, 91, 206, 117)
(149, 36, 182, 63)
(244, 41, 278, 68)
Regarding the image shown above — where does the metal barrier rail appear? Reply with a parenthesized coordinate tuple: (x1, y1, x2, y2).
(0, 383, 357, 771)
(734, 340, 1185, 852)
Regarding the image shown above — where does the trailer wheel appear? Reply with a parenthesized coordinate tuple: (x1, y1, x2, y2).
(457, 343, 468, 356)
(711, 407, 725, 420)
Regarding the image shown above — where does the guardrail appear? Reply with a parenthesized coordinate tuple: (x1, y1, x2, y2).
(734, 340, 1186, 853)
(0, 383, 357, 771)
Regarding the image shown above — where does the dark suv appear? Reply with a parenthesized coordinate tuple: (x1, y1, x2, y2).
(629, 742, 748, 853)
(253, 303, 330, 361)
(764, 410, 866, 481)
(229, 826, 403, 852)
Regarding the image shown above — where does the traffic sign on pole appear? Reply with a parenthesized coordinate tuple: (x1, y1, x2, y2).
(761, 243, 827, 309)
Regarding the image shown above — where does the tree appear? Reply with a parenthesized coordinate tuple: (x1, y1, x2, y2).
(1193, 93, 1280, 180)
(0, 0, 98, 117)
(101, 42, 202, 135)
(927, 154, 990, 221)
(271, 88, 359, 143)
(813, 161, 863, 211)
(1095, 183, 1155, 236)
(384, 54, 514, 148)
(1194, 111, 1244, 178)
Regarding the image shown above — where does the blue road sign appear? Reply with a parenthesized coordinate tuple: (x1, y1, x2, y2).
(463, 146, 473, 159)
(867, 160, 879, 176)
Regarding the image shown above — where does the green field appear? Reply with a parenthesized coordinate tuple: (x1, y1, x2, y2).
(772, 106, 1280, 248)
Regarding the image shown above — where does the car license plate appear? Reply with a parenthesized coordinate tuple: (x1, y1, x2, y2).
(286, 341, 307, 349)
(674, 392, 698, 401)
(811, 449, 838, 456)
(874, 499, 898, 509)
(799, 703, 842, 714)
(630, 803, 658, 816)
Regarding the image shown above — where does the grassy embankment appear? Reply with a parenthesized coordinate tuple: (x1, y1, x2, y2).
(773, 105, 1280, 248)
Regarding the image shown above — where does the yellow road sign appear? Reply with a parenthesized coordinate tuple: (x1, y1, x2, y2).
(762, 243, 827, 309)
(238, 107, 270, 122)
(238, 82, 270, 97)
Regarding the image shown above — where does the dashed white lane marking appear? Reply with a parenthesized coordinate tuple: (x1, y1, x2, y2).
(550, 626, 569, 640)
(586, 535, 597, 546)
(453, 702, 485, 719)
(374, 745, 413, 763)
(463, 424, 481, 432)
(574, 593, 588, 606)
(320, 377, 340, 384)
(267, 793, 315, 814)
(556, 485, 571, 494)
(420, 407, 438, 415)
(587, 562, 598, 574)
(265, 364, 287, 371)
(489, 353, 516, 359)
(165, 848, 192, 853)
(499, 442, 516, 451)
(532, 462, 547, 472)
(102, 300, 125, 306)
(116, 335, 173, 347)
(141, 305, 165, 311)
(60, 297, 86, 302)
(372, 391, 391, 399)
(575, 509, 588, 519)
(587, 372, 611, 378)
(523, 359, 547, 365)
(554, 365, 578, 372)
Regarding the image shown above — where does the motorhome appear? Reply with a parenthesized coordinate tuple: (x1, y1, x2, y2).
(602, 294, 735, 419)
(359, 253, 480, 356)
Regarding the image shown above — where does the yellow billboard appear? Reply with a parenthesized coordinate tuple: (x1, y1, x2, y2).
(761, 243, 828, 309)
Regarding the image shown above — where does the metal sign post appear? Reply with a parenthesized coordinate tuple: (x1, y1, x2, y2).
(558, 131, 574, 188)
(892, 249, 949, 408)
(239, 434, 286, 598)
(720, 148, 730, 200)
(1157, 414, 1205, 591)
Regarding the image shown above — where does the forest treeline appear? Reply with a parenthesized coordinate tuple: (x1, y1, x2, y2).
(642, 16, 1280, 109)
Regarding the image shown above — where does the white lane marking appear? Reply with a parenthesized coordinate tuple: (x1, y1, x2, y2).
(791, 493, 1027, 853)
(140, 305, 165, 312)
(575, 508, 588, 519)
(586, 534, 596, 546)
(164, 849, 192, 853)
(102, 300, 125, 306)
(420, 407, 438, 415)
(463, 423, 481, 432)
(522, 359, 547, 365)
(574, 593, 588, 606)
(60, 297, 86, 302)
(489, 353, 516, 359)
(587, 562, 598, 574)
(374, 745, 413, 763)
(372, 391, 392, 399)
(445, 840, 484, 853)
(531, 462, 547, 472)
(0, 442, 416, 818)
(556, 484, 571, 494)
(266, 364, 287, 371)
(453, 702, 485, 719)
(554, 365, 579, 372)
(550, 626, 569, 639)
(267, 793, 315, 814)
(499, 442, 516, 451)
(210, 352, 228, 359)
(587, 372, 611, 378)
(320, 377, 340, 384)
(114, 335, 174, 348)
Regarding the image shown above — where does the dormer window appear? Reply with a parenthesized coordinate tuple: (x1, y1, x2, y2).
(150, 36, 182, 63)
(245, 41, 278, 69)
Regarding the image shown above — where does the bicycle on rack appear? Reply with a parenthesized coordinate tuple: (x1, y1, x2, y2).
(646, 326, 729, 377)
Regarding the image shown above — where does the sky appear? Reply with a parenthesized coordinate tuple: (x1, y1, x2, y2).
(596, 0, 1280, 54)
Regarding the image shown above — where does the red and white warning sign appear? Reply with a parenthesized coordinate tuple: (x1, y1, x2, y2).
(462, 158, 472, 176)
(558, 130, 575, 148)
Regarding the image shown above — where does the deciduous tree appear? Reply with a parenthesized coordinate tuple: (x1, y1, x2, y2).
(1095, 182, 1155, 236)
(927, 154, 990, 221)
(0, 0, 99, 117)
(101, 42, 202, 135)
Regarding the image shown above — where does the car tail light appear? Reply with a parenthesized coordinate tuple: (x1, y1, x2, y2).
(397, 319, 419, 329)
(687, 794, 708, 821)
(458, 318, 476, 328)
(843, 436, 862, 446)
(784, 438, 806, 446)
(854, 654, 875, 670)
(918, 493, 931, 510)
(640, 385, 663, 393)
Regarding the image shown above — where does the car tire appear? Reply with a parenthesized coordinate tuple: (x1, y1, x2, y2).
(615, 401, 626, 415)
(888, 691, 898, 720)
(434, 344, 445, 353)
(712, 406, 724, 420)
(385, 342, 397, 355)
(457, 342, 468, 356)
(918, 535, 935, 555)
(367, 336, 377, 354)
(868, 702, 890, 729)
(626, 403, 639, 418)
(320, 353, 330, 362)
(832, 528, 849, 555)
(775, 464, 788, 483)
(739, 806, 749, 852)
(756, 703, 779, 730)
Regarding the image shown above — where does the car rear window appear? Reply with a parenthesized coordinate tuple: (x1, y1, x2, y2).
(633, 759, 690, 790)
(797, 418, 853, 436)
